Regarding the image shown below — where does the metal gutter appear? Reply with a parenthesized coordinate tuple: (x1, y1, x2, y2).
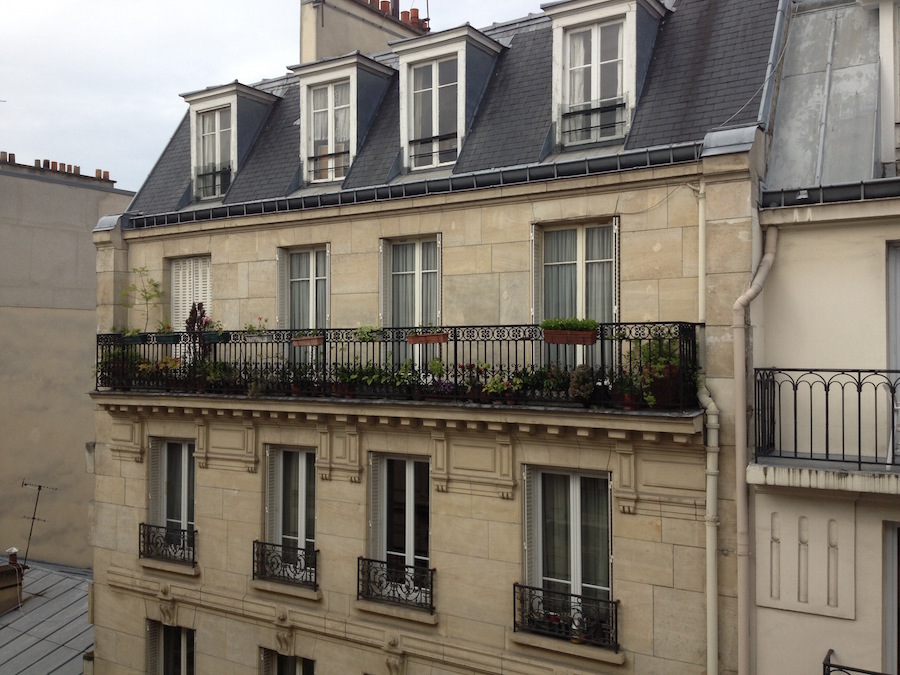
(124, 142, 703, 230)
(760, 176, 900, 208)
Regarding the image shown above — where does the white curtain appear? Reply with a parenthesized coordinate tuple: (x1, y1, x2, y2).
(543, 229, 577, 319)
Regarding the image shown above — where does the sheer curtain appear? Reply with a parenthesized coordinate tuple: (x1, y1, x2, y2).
(392, 243, 416, 327)
(580, 476, 610, 601)
(334, 82, 350, 176)
(544, 229, 577, 320)
(541, 472, 572, 596)
(586, 226, 613, 323)
(289, 252, 311, 329)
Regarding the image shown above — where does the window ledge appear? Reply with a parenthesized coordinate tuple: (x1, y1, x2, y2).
(509, 630, 625, 665)
(138, 557, 200, 577)
(354, 599, 439, 625)
(250, 579, 322, 602)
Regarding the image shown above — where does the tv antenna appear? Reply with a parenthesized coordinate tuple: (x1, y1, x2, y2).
(21, 480, 56, 566)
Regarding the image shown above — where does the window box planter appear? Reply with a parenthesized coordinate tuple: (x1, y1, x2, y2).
(155, 334, 180, 344)
(122, 333, 149, 344)
(202, 331, 231, 343)
(292, 335, 324, 347)
(246, 333, 273, 343)
(407, 332, 449, 345)
(543, 329, 598, 345)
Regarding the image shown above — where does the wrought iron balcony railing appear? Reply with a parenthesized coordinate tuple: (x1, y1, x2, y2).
(755, 369, 900, 470)
(252, 541, 318, 590)
(357, 557, 435, 613)
(139, 523, 196, 565)
(96, 322, 700, 412)
(823, 649, 889, 675)
(513, 583, 619, 651)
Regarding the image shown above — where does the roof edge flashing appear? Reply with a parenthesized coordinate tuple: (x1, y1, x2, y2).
(701, 126, 759, 157)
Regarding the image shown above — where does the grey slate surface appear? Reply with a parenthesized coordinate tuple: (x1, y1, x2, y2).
(128, 113, 191, 216)
(343, 76, 401, 189)
(0, 563, 92, 674)
(454, 26, 553, 172)
(626, 0, 778, 149)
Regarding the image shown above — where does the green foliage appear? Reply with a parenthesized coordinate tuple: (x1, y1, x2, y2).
(355, 325, 380, 342)
(120, 267, 165, 333)
(539, 317, 600, 331)
(568, 364, 596, 400)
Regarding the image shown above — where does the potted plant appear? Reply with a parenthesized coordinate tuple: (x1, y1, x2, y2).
(637, 339, 682, 409)
(568, 364, 596, 406)
(119, 266, 165, 340)
(291, 329, 324, 347)
(611, 368, 642, 410)
(407, 326, 449, 345)
(154, 318, 180, 344)
(484, 374, 512, 402)
(540, 317, 599, 345)
(356, 325, 381, 342)
(244, 316, 271, 342)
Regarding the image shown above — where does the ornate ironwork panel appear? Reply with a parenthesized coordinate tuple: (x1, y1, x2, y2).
(357, 557, 434, 613)
(513, 583, 619, 651)
(823, 649, 888, 675)
(252, 540, 318, 590)
(139, 523, 196, 565)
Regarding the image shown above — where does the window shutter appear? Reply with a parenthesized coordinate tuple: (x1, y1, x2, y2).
(531, 226, 543, 324)
(523, 464, 536, 585)
(261, 649, 274, 675)
(379, 240, 391, 327)
(146, 620, 159, 674)
(368, 454, 384, 559)
(276, 249, 289, 330)
(171, 260, 188, 331)
(324, 243, 332, 327)
(612, 216, 620, 323)
(148, 439, 162, 526)
(435, 234, 442, 325)
(265, 447, 279, 542)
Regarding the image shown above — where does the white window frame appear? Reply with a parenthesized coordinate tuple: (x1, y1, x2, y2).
(170, 256, 211, 334)
(379, 236, 441, 328)
(408, 57, 459, 168)
(266, 446, 316, 555)
(523, 466, 612, 601)
(308, 79, 351, 182)
(148, 440, 195, 536)
(147, 621, 195, 675)
(532, 220, 618, 325)
(195, 106, 233, 198)
(276, 247, 330, 331)
(369, 454, 430, 573)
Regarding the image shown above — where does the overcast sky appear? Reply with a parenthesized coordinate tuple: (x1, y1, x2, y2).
(0, 1, 546, 193)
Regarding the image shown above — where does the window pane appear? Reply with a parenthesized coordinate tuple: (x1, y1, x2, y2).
(541, 473, 571, 593)
(413, 91, 432, 140)
(599, 62, 621, 101)
(600, 23, 622, 63)
(385, 459, 407, 565)
(413, 64, 432, 91)
(305, 452, 316, 549)
(438, 58, 457, 85)
(544, 231, 577, 319)
(580, 476, 610, 599)
(413, 461, 429, 563)
(166, 443, 183, 528)
(282, 451, 300, 548)
(544, 229, 576, 263)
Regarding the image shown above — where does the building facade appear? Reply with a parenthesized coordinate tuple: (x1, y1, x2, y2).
(88, 0, 780, 673)
(0, 153, 132, 568)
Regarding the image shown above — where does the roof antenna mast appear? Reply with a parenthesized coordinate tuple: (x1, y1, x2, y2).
(21, 480, 57, 567)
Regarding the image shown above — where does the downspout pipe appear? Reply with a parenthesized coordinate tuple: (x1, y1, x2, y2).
(733, 226, 779, 675)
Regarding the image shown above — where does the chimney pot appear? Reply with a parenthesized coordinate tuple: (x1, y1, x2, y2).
(0, 151, 6, 163)
(380, 0, 389, 13)
(95, 169, 102, 179)
(7, 552, 16, 565)
(51, 161, 58, 171)
(411, 7, 419, 23)
(43, 159, 50, 169)
(74, 166, 80, 175)
(102, 170, 110, 181)
(401, 10, 410, 23)
(8, 153, 14, 164)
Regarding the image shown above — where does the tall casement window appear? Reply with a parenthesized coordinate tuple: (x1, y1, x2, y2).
(410, 58, 458, 168)
(171, 257, 211, 333)
(267, 447, 316, 556)
(381, 238, 440, 328)
(309, 80, 350, 182)
(537, 223, 616, 324)
(148, 440, 195, 554)
(563, 21, 624, 144)
(276, 248, 328, 331)
(147, 622, 194, 675)
(524, 467, 612, 602)
(261, 649, 315, 675)
(196, 106, 232, 198)
(370, 455, 430, 579)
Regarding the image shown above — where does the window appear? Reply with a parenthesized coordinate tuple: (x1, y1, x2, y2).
(171, 257, 211, 333)
(277, 248, 328, 331)
(261, 649, 315, 675)
(196, 106, 232, 198)
(381, 238, 440, 328)
(539, 224, 615, 323)
(147, 622, 194, 675)
(361, 455, 433, 610)
(146, 440, 195, 562)
(563, 21, 625, 144)
(309, 81, 350, 182)
(410, 58, 458, 168)
(255, 447, 317, 587)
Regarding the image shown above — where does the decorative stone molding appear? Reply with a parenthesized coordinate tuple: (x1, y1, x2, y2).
(384, 633, 405, 675)
(108, 416, 145, 463)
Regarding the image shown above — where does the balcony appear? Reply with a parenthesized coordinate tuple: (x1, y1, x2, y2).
(357, 557, 435, 613)
(755, 369, 900, 471)
(823, 649, 888, 675)
(513, 583, 619, 651)
(139, 523, 196, 565)
(252, 541, 318, 590)
(95, 322, 700, 412)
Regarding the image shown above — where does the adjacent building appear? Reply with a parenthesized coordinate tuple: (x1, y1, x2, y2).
(88, 0, 781, 673)
(0, 153, 132, 568)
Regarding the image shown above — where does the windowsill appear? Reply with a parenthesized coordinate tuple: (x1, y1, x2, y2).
(509, 630, 625, 665)
(354, 598, 439, 625)
(139, 557, 200, 577)
(250, 578, 322, 602)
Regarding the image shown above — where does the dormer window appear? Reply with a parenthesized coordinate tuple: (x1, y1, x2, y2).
(197, 107, 232, 198)
(564, 21, 624, 144)
(394, 26, 502, 172)
(292, 54, 394, 185)
(182, 82, 277, 202)
(310, 80, 350, 181)
(410, 58, 458, 168)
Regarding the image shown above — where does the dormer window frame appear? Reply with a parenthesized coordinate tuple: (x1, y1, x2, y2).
(547, 0, 666, 148)
(182, 82, 277, 202)
(394, 26, 503, 172)
(293, 54, 394, 185)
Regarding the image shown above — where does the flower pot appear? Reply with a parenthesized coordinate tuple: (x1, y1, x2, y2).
(291, 335, 324, 347)
(155, 334, 180, 344)
(202, 331, 231, 343)
(407, 332, 448, 345)
(246, 334, 273, 343)
(543, 329, 597, 345)
(123, 333, 149, 344)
